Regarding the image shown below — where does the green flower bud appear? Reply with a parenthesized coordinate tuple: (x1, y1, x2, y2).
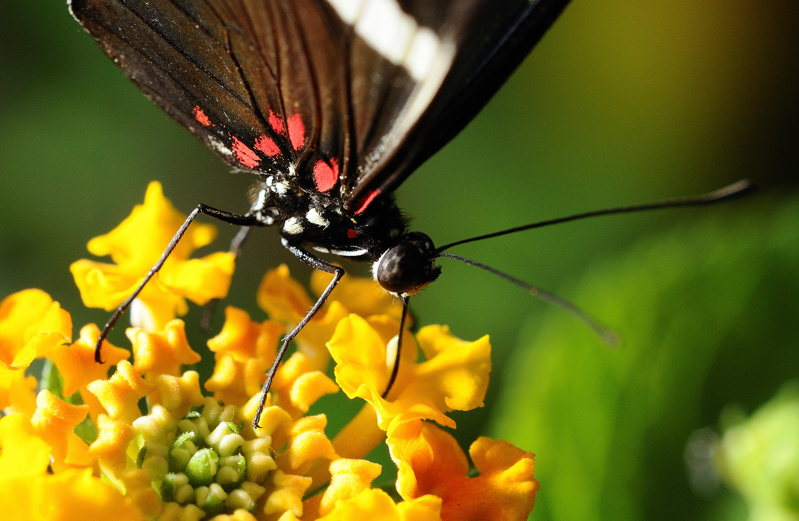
(185, 448, 219, 487)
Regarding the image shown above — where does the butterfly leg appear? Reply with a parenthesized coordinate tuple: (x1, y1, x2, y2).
(94, 204, 261, 363)
(252, 243, 345, 428)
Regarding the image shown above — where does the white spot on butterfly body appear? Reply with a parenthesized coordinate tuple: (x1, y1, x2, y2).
(330, 248, 369, 257)
(274, 181, 289, 196)
(283, 217, 304, 235)
(306, 208, 330, 227)
(254, 188, 268, 210)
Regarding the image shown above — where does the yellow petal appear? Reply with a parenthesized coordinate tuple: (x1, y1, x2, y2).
(58, 430, 98, 472)
(89, 414, 137, 475)
(257, 265, 314, 324)
(271, 352, 339, 419)
(207, 306, 282, 362)
(42, 324, 130, 397)
(411, 325, 491, 413)
(159, 251, 235, 305)
(0, 414, 50, 478)
(205, 307, 285, 406)
(277, 415, 337, 474)
(87, 360, 157, 423)
(330, 316, 490, 433)
(0, 371, 37, 416)
(70, 259, 144, 311)
(239, 393, 293, 441)
(0, 467, 145, 521)
(329, 315, 409, 399)
(293, 300, 349, 373)
(316, 488, 442, 521)
(396, 495, 445, 521)
(87, 182, 216, 268)
(149, 371, 206, 419)
(332, 404, 385, 461)
(0, 289, 72, 350)
(129, 320, 201, 377)
(30, 390, 90, 463)
(387, 420, 538, 521)
(466, 437, 539, 520)
(388, 421, 468, 501)
(263, 470, 312, 517)
(317, 459, 382, 516)
(205, 352, 267, 407)
(0, 289, 72, 369)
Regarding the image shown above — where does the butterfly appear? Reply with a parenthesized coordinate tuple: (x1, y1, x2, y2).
(68, 0, 751, 426)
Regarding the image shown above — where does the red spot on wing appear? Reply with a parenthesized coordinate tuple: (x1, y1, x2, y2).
(313, 158, 338, 192)
(231, 136, 260, 168)
(255, 135, 280, 158)
(268, 110, 285, 135)
(354, 188, 382, 215)
(346, 229, 359, 239)
(193, 106, 212, 127)
(287, 113, 305, 151)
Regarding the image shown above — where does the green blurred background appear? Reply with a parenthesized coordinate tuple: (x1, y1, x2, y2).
(1, 1, 797, 519)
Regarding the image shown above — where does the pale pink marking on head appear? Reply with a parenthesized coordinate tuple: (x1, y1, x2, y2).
(230, 136, 260, 169)
(268, 110, 285, 135)
(313, 158, 338, 192)
(346, 228, 359, 239)
(287, 113, 306, 151)
(354, 188, 382, 215)
(193, 106, 212, 127)
(255, 135, 281, 158)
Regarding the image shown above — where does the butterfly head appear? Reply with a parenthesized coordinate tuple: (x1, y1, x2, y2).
(373, 231, 441, 297)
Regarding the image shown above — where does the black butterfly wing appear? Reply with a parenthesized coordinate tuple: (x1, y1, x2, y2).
(69, 0, 569, 211)
(68, 0, 354, 179)
(344, 0, 572, 206)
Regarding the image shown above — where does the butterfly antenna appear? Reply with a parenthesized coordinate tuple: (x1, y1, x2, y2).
(436, 179, 754, 253)
(437, 252, 619, 345)
(432, 180, 755, 345)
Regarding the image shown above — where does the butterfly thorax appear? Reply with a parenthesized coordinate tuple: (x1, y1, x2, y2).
(251, 171, 407, 262)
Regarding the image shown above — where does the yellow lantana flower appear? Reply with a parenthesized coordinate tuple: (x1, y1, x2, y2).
(70, 181, 235, 331)
(1, 182, 539, 520)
